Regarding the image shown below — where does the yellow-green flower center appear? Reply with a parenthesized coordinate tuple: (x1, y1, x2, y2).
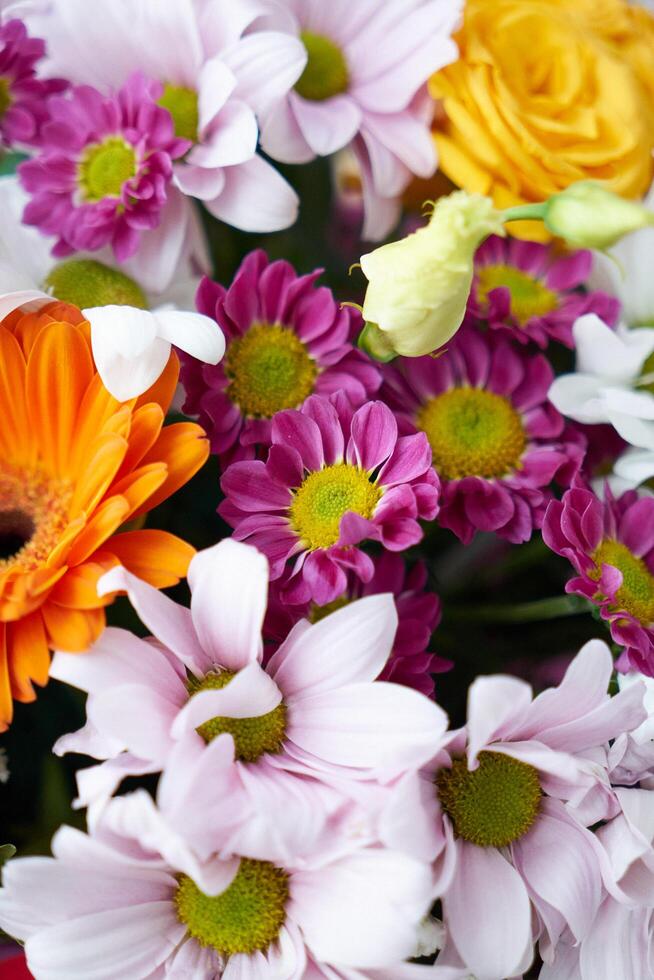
(295, 31, 349, 101)
(175, 859, 289, 957)
(309, 594, 351, 622)
(290, 462, 381, 551)
(477, 264, 558, 325)
(437, 751, 542, 848)
(45, 259, 148, 309)
(188, 671, 287, 762)
(78, 136, 137, 202)
(157, 83, 199, 143)
(592, 539, 654, 625)
(416, 387, 527, 481)
(224, 323, 318, 418)
(0, 77, 11, 119)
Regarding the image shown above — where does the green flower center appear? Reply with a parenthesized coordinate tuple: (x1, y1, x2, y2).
(175, 859, 289, 957)
(309, 594, 351, 622)
(417, 387, 527, 481)
(295, 31, 349, 101)
(188, 671, 287, 762)
(592, 539, 654, 625)
(0, 77, 11, 119)
(44, 259, 148, 309)
(477, 264, 558, 325)
(157, 83, 199, 143)
(78, 136, 137, 202)
(224, 323, 318, 418)
(437, 750, 542, 848)
(290, 462, 382, 551)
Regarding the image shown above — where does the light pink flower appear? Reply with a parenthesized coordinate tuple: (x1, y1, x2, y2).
(219, 394, 440, 605)
(422, 640, 647, 979)
(50, 539, 447, 827)
(256, 0, 462, 239)
(0, 791, 435, 979)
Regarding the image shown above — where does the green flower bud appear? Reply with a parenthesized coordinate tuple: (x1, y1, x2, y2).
(543, 181, 654, 250)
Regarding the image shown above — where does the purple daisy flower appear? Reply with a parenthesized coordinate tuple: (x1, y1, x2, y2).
(180, 250, 381, 465)
(219, 393, 440, 606)
(466, 235, 620, 348)
(544, 484, 654, 676)
(18, 71, 190, 261)
(264, 552, 450, 697)
(381, 328, 584, 545)
(0, 19, 67, 148)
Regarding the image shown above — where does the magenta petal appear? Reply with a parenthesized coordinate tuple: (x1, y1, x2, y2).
(347, 401, 398, 472)
(302, 395, 345, 465)
(272, 410, 325, 472)
(377, 432, 432, 487)
(221, 461, 291, 512)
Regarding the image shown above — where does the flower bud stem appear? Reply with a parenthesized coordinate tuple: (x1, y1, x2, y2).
(501, 203, 548, 224)
(446, 593, 590, 623)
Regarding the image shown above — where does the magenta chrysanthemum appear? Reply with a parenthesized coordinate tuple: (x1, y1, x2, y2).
(0, 19, 66, 148)
(219, 394, 440, 605)
(18, 71, 190, 261)
(466, 235, 620, 348)
(381, 328, 584, 545)
(264, 552, 450, 697)
(180, 250, 381, 465)
(544, 484, 654, 676)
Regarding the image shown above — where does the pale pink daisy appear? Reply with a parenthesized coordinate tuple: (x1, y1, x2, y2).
(256, 0, 462, 239)
(219, 394, 440, 605)
(50, 539, 447, 822)
(0, 791, 435, 979)
(421, 640, 647, 979)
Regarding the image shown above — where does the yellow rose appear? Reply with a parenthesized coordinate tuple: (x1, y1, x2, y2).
(429, 0, 654, 240)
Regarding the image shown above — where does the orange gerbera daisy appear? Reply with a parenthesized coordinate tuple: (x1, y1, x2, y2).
(0, 300, 209, 729)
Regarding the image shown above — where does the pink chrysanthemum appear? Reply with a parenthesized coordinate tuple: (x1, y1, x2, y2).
(264, 552, 450, 697)
(219, 394, 440, 605)
(544, 484, 654, 676)
(466, 235, 620, 349)
(180, 250, 380, 464)
(424, 640, 647, 979)
(0, 19, 66, 148)
(18, 71, 190, 261)
(381, 328, 583, 545)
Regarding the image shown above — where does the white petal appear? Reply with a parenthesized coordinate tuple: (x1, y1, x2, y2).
(87, 305, 171, 401)
(205, 155, 298, 233)
(0, 289, 49, 320)
(466, 674, 533, 765)
(171, 661, 282, 738)
(548, 374, 610, 424)
(573, 315, 654, 381)
(153, 309, 225, 364)
(222, 31, 307, 118)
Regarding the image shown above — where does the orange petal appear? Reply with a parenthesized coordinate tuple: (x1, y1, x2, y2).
(0, 625, 13, 729)
(8, 611, 49, 703)
(46, 515, 87, 569)
(0, 327, 34, 467)
(109, 463, 168, 518)
(41, 601, 105, 652)
(26, 320, 95, 478)
(102, 529, 194, 587)
(65, 497, 130, 567)
(132, 422, 208, 519)
(115, 403, 164, 480)
(136, 350, 179, 414)
(49, 560, 116, 609)
(67, 373, 126, 478)
(69, 433, 128, 518)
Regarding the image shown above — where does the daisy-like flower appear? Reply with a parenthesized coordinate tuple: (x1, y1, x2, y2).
(381, 328, 582, 545)
(424, 640, 647, 979)
(0, 791, 434, 979)
(180, 250, 381, 463)
(264, 552, 449, 697)
(18, 71, 190, 262)
(51, 538, 447, 816)
(543, 483, 654, 676)
(0, 299, 208, 728)
(0, 18, 66, 148)
(219, 395, 440, 604)
(467, 235, 620, 348)
(257, 0, 462, 239)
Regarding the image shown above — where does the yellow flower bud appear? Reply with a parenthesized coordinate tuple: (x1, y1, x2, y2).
(359, 191, 505, 359)
(543, 181, 654, 250)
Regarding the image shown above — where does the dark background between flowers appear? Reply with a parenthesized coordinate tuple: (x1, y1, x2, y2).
(0, 156, 606, 923)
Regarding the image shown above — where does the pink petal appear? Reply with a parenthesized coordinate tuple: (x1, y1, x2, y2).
(171, 662, 282, 738)
(347, 401, 397, 472)
(291, 91, 362, 157)
(466, 674, 534, 764)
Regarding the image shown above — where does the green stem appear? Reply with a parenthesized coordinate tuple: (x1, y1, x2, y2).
(446, 594, 590, 624)
(501, 203, 548, 224)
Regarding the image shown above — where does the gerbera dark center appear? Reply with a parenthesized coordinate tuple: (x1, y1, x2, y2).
(592, 539, 654, 625)
(295, 31, 349, 101)
(45, 259, 148, 309)
(158, 83, 199, 143)
(78, 136, 137, 201)
(437, 751, 542, 848)
(477, 264, 558, 324)
(417, 387, 527, 481)
(290, 463, 382, 551)
(188, 670, 287, 762)
(0, 468, 71, 572)
(225, 323, 318, 418)
(0, 77, 11, 118)
(175, 859, 289, 957)
(0, 510, 35, 561)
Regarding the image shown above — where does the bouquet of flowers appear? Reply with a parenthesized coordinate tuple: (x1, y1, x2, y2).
(0, 1, 653, 977)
